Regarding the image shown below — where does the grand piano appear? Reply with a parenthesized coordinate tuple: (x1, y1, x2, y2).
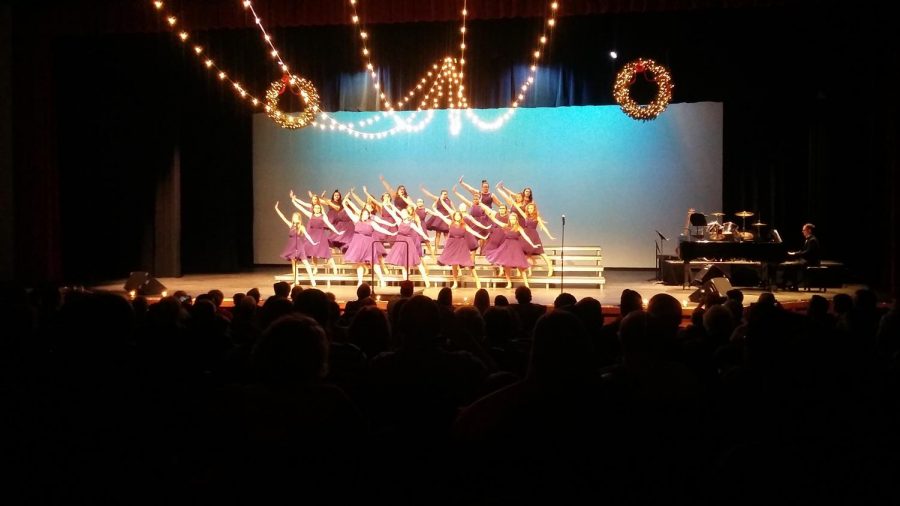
(679, 240, 788, 263)
(677, 239, 789, 287)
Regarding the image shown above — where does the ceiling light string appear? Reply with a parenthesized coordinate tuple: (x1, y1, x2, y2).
(240, 0, 441, 132)
(152, 2, 266, 110)
(465, 0, 560, 131)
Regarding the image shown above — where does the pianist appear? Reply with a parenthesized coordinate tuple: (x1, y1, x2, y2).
(781, 223, 820, 290)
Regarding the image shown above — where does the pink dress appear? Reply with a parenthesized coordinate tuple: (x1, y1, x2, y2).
(522, 217, 544, 255)
(305, 215, 332, 260)
(280, 228, 307, 260)
(482, 213, 509, 256)
(438, 224, 474, 267)
(486, 229, 531, 269)
(343, 221, 386, 264)
(386, 223, 422, 266)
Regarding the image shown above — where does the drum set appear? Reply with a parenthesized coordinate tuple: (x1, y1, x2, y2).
(702, 211, 767, 242)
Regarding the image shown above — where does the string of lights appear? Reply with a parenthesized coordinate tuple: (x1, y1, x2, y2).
(464, 0, 560, 131)
(151, 0, 564, 136)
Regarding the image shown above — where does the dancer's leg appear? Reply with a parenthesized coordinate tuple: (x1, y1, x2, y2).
(542, 253, 554, 277)
(417, 262, 430, 288)
(302, 259, 316, 286)
(374, 264, 386, 287)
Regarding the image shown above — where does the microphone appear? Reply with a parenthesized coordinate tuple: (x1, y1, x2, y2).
(655, 230, 668, 241)
(561, 214, 566, 225)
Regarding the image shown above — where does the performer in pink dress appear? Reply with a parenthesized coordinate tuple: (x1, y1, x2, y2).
(458, 176, 500, 211)
(379, 175, 411, 212)
(421, 186, 453, 251)
(274, 202, 318, 286)
(295, 202, 345, 275)
(478, 202, 511, 274)
(509, 201, 555, 277)
(342, 200, 397, 287)
(323, 189, 353, 252)
(426, 209, 487, 289)
(383, 206, 431, 287)
(485, 212, 542, 288)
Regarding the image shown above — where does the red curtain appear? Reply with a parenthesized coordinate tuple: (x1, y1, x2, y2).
(43, 0, 780, 34)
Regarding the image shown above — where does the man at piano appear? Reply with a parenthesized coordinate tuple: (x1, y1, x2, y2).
(788, 223, 821, 266)
(782, 223, 820, 290)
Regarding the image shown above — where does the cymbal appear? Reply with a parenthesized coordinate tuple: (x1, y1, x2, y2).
(752, 221, 767, 227)
(735, 210, 755, 217)
(708, 212, 725, 217)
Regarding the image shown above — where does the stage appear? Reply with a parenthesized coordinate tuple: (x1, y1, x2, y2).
(89, 267, 862, 312)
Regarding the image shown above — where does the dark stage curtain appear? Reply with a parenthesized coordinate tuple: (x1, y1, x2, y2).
(8, 2, 900, 294)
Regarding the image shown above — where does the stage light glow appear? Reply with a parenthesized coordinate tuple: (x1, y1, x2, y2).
(610, 51, 618, 59)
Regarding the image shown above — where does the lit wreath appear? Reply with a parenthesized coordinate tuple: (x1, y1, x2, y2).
(265, 74, 321, 129)
(613, 58, 674, 121)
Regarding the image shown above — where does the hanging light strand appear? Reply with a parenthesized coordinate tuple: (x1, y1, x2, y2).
(151, 1, 266, 110)
(465, 0, 561, 131)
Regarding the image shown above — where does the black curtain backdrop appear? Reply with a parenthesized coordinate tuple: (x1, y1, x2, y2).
(9, 2, 900, 293)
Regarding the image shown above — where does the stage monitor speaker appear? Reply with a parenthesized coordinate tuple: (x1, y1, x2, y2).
(688, 276, 733, 303)
(124, 271, 149, 291)
(123, 271, 167, 296)
(692, 264, 728, 286)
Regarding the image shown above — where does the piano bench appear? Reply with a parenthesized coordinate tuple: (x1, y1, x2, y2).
(803, 263, 844, 292)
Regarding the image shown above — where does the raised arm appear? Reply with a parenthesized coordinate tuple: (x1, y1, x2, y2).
(424, 207, 451, 226)
(290, 190, 312, 210)
(518, 228, 540, 249)
(382, 203, 403, 225)
(343, 198, 361, 223)
(439, 196, 456, 215)
(321, 192, 343, 211)
(409, 220, 430, 241)
(420, 186, 439, 201)
(321, 213, 344, 235)
(294, 203, 313, 219)
(482, 208, 507, 227)
(301, 226, 317, 245)
(458, 176, 479, 195)
(371, 222, 398, 236)
(464, 214, 491, 230)
(453, 187, 472, 205)
(379, 175, 397, 199)
(349, 189, 367, 208)
(274, 202, 293, 227)
(537, 217, 556, 240)
(494, 183, 514, 206)
(399, 192, 416, 209)
(464, 224, 488, 240)
(363, 185, 378, 204)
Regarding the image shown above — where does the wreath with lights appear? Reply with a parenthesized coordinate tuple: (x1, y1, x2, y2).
(265, 74, 321, 129)
(613, 58, 674, 121)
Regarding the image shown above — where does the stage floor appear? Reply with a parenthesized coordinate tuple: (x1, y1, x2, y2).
(90, 267, 862, 309)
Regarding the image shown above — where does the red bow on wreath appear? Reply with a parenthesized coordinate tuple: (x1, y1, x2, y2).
(279, 74, 299, 96)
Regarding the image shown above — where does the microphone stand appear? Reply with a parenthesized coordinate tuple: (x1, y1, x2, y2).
(560, 215, 566, 294)
(653, 230, 668, 282)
